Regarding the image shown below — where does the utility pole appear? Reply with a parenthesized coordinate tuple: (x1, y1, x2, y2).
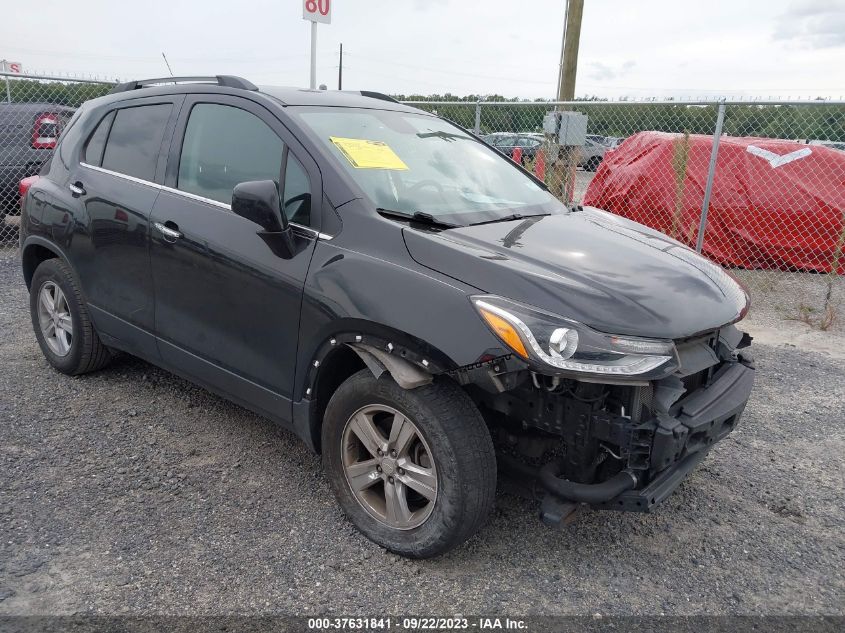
(557, 0, 584, 101)
(552, 0, 585, 203)
(338, 43, 343, 90)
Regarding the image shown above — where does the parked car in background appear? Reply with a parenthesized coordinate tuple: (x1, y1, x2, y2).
(486, 133, 543, 166)
(0, 103, 75, 219)
(809, 140, 845, 153)
(484, 134, 606, 171)
(577, 137, 607, 171)
(585, 130, 845, 273)
(480, 132, 510, 144)
(587, 135, 626, 150)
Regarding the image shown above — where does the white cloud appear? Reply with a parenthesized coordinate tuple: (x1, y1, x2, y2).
(0, 0, 842, 99)
(587, 61, 636, 82)
(774, 0, 845, 48)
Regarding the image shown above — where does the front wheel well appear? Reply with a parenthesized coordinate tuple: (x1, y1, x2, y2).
(309, 345, 367, 453)
(22, 244, 60, 289)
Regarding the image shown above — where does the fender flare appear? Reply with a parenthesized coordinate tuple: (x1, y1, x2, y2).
(20, 236, 72, 288)
(347, 342, 433, 390)
(293, 330, 452, 453)
(300, 327, 454, 401)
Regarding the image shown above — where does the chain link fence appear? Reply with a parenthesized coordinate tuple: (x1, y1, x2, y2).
(406, 99, 845, 330)
(0, 72, 113, 244)
(1, 72, 843, 328)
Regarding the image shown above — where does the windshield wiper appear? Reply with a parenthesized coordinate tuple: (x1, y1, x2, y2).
(376, 208, 460, 229)
(467, 212, 550, 226)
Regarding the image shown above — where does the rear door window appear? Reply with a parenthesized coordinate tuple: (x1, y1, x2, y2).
(102, 104, 172, 182)
(84, 111, 115, 166)
(177, 103, 284, 205)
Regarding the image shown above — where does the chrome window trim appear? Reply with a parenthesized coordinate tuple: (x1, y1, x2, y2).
(81, 162, 161, 190)
(79, 162, 333, 240)
(159, 183, 231, 210)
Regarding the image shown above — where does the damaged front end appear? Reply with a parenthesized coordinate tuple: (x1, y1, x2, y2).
(457, 316, 755, 526)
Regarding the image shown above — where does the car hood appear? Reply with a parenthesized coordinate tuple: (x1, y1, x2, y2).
(402, 207, 749, 340)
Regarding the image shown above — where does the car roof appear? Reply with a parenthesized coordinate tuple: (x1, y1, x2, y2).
(258, 86, 423, 112)
(100, 76, 426, 115)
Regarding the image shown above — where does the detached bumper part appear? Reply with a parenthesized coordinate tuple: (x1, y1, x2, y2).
(538, 360, 755, 519)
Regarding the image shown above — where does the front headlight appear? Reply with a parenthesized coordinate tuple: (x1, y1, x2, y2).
(472, 295, 675, 377)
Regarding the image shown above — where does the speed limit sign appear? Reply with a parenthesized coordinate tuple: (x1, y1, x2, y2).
(303, 0, 331, 24)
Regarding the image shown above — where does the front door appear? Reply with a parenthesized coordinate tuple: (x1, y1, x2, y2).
(149, 95, 321, 421)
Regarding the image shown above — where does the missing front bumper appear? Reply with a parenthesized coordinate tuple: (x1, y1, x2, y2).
(593, 449, 710, 512)
(540, 360, 755, 515)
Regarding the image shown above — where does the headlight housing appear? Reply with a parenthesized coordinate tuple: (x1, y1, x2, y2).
(472, 295, 676, 377)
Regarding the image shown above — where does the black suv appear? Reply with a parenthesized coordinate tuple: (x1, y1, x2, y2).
(19, 76, 755, 558)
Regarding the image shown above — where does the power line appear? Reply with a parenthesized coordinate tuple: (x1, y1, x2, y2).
(0, 45, 334, 64)
(345, 52, 556, 86)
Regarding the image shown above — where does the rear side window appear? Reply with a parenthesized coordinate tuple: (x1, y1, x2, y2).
(84, 111, 115, 166)
(102, 104, 172, 182)
(177, 103, 284, 205)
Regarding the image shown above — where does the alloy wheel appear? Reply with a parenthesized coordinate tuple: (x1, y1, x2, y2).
(37, 281, 73, 356)
(341, 404, 438, 530)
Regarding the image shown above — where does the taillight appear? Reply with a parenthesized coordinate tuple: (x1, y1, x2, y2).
(32, 113, 60, 149)
(19, 175, 39, 210)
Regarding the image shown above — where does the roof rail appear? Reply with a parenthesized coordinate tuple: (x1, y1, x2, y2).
(109, 75, 258, 94)
(358, 91, 400, 104)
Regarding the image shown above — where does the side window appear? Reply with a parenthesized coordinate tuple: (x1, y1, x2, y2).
(178, 103, 284, 205)
(283, 154, 311, 225)
(102, 104, 172, 182)
(57, 108, 84, 167)
(83, 110, 115, 166)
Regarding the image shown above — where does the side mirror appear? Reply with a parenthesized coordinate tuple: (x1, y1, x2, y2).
(231, 180, 288, 233)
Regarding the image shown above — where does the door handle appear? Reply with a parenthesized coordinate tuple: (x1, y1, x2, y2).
(154, 221, 182, 241)
(68, 181, 86, 196)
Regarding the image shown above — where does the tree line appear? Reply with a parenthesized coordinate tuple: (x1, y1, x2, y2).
(3, 79, 843, 142)
(396, 95, 845, 143)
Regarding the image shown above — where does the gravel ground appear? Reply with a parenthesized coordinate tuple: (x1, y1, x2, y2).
(0, 245, 843, 616)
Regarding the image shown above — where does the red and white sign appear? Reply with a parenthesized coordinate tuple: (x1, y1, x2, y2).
(0, 60, 23, 74)
(303, 0, 331, 24)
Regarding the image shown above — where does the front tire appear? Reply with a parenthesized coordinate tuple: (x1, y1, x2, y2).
(322, 370, 496, 558)
(29, 258, 111, 375)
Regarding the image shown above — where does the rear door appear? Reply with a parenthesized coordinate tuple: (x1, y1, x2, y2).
(66, 96, 183, 358)
(149, 94, 322, 421)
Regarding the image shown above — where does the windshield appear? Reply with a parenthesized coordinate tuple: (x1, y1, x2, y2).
(294, 108, 563, 225)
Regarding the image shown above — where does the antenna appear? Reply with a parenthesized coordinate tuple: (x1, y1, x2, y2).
(161, 52, 174, 77)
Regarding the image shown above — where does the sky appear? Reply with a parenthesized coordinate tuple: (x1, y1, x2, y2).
(1, 0, 843, 99)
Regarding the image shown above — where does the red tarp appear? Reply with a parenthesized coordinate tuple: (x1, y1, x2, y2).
(583, 131, 845, 273)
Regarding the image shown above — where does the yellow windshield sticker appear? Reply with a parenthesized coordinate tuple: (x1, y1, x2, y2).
(329, 137, 409, 170)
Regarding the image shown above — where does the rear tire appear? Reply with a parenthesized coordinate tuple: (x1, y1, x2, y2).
(29, 258, 111, 375)
(322, 370, 497, 558)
